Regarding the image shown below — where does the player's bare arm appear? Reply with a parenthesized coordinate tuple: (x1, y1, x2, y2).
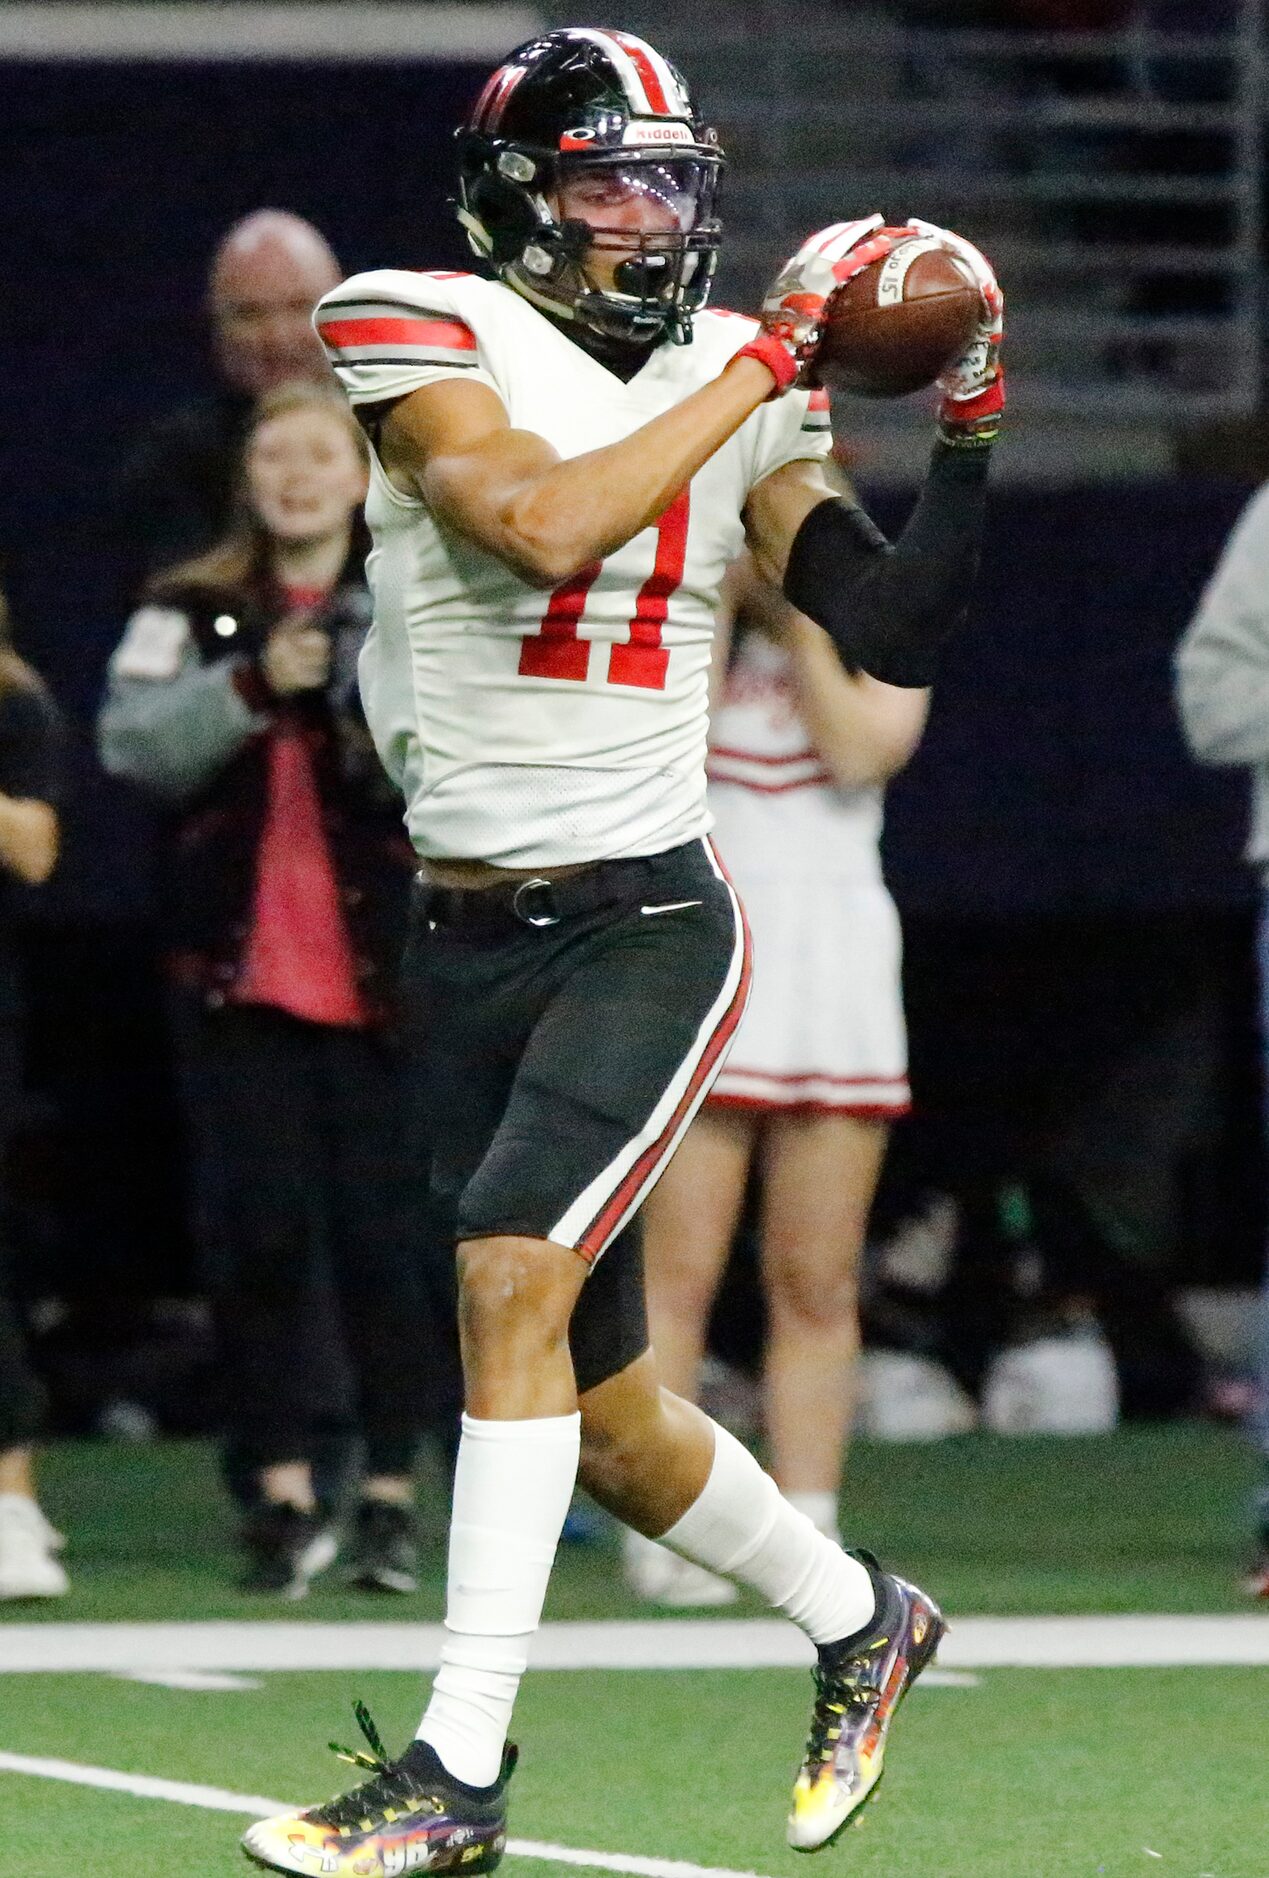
(742, 454, 841, 585)
(371, 220, 940, 592)
(379, 355, 779, 588)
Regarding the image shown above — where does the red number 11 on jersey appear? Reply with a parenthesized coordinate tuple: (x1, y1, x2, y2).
(518, 489, 690, 693)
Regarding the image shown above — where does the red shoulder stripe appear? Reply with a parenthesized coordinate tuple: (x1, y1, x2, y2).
(318, 316, 476, 351)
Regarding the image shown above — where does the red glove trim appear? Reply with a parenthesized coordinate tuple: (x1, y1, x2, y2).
(940, 368, 1005, 428)
(829, 226, 915, 284)
(734, 334, 800, 398)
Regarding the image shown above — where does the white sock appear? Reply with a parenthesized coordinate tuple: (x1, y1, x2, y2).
(417, 1411, 580, 1786)
(660, 1423, 876, 1645)
(786, 1490, 841, 1543)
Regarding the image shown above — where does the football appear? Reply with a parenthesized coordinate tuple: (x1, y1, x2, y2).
(815, 236, 982, 398)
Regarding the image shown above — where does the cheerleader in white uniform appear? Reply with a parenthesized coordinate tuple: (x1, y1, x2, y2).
(630, 559, 928, 1604)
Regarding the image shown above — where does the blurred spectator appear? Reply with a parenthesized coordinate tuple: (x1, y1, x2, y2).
(96, 210, 343, 1519)
(99, 384, 436, 1599)
(0, 591, 65, 1599)
(630, 564, 926, 1605)
(1175, 484, 1269, 1598)
(112, 209, 341, 607)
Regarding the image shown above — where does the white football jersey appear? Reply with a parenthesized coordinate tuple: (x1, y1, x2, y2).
(315, 269, 832, 866)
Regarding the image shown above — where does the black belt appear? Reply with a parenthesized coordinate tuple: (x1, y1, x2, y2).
(416, 852, 671, 933)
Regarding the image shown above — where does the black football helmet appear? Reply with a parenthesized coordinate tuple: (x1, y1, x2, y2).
(456, 28, 724, 345)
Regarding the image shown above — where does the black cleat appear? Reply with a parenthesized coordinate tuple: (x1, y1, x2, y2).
(242, 1705, 515, 1876)
(348, 1500, 419, 1595)
(788, 1554, 945, 1851)
(239, 1503, 337, 1600)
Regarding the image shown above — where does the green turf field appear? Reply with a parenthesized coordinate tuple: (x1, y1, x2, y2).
(16, 1421, 1265, 1621)
(2, 1426, 1266, 1878)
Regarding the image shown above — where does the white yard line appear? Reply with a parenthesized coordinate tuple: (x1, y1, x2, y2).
(0, 1750, 288, 1820)
(117, 1670, 264, 1692)
(0, 1614, 1265, 1675)
(0, 1750, 776, 1878)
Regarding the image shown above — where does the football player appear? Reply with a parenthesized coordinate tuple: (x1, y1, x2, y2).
(242, 26, 1003, 1878)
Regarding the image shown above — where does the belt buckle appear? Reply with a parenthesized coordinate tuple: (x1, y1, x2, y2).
(512, 877, 560, 928)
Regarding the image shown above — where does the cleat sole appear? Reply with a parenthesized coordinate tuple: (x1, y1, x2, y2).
(241, 1822, 508, 1876)
(241, 1839, 300, 1875)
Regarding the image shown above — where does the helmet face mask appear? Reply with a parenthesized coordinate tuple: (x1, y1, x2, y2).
(455, 30, 725, 346)
(523, 150, 722, 342)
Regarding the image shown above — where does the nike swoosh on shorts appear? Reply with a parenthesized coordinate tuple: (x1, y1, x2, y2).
(640, 900, 703, 916)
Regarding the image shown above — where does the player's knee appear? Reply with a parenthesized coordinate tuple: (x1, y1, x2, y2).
(457, 1235, 581, 1348)
(578, 1376, 656, 1476)
(576, 1422, 620, 1499)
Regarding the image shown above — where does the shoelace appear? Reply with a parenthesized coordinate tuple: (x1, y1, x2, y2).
(802, 1552, 897, 1768)
(804, 1654, 884, 1766)
(310, 1703, 441, 1830)
(330, 1700, 392, 1775)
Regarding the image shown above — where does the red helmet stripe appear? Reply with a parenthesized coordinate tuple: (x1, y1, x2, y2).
(558, 28, 688, 119)
(609, 32, 674, 115)
(471, 64, 506, 129)
(475, 62, 526, 132)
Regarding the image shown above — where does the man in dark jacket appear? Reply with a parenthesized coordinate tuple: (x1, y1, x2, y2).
(112, 210, 342, 604)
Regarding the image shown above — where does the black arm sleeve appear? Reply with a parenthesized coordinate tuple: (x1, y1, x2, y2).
(782, 439, 991, 688)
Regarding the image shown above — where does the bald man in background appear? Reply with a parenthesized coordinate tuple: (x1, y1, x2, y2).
(112, 209, 342, 604)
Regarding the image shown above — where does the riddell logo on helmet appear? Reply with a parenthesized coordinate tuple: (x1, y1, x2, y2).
(622, 120, 694, 146)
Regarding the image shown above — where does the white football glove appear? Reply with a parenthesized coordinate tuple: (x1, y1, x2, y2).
(736, 216, 916, 395)
(904, 218, 1004, 442)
